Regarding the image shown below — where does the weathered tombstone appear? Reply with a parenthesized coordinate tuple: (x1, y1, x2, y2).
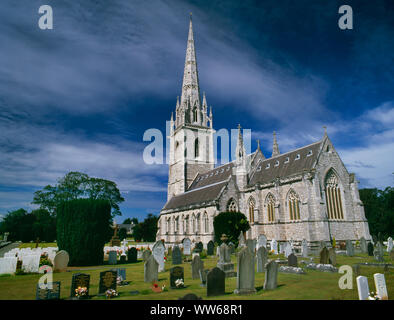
(36, 281, 61, 300)
(108, 251, 117, 265)
(114, 268, 126, 281)
(264, 260, 279, 290)
(360, 237, 368, 254)
(374, 273, 388, 300)
(199, 269, 209, 287)
(183, 238, 191, 255)
(142, 250, 151, 261)
(301, 239, 308, 257)
(53, 250, 69, 272)
(246, 239, 255, 254)
(234, 247, 256, 295)
(191, 255, 204, 280)
(346, 240, 354, 257)
(238, 232, 246, 247)
(319, 241, 327, 250)
(284, 242, 293, 258)
(319, 247, 329, 264)
(288, 253, 298, 267)
(367, 242, 374, 256)
(256, 246, 268, 273)
(127, 247, 137, 263)
(270, 239, 278, 254)
(172, 245, 182, 265)
(387, 237, 393, 253)
(144, 255, 158, 283)
(217, 243, 236, 277)
(374, 242, 384, 262)
(207, 241, 214, 256)
(170, 266, 184, 289)
(70, 273, 90, 298)
(196, 242, 203, 252)
(257, 234, 267, 249)
(153, 241, 166, 272)
(98, 270, 117, 294)
(207, 267, 225, 297)
(228, 242, 235, 254)
(328, 248, 336, 266)
(356, 276, 369, 300)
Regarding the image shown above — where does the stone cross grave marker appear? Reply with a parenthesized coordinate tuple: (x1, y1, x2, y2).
(99, 270, 117, 294)
(207, 267, 225, 297)
(356, 276, 369, 300)
(234, 247, 256, 295)
(144, 255, 158, 283)
(70, 273, 90, 298)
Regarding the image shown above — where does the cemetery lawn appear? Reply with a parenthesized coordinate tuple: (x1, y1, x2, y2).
(0, 252, 392, 300)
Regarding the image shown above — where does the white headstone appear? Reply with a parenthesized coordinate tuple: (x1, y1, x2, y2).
(271, 239, 278, 254)
(374, 273, 388, 300)
(183, 238, 191, 255)
(284, 242, 293, 258)
(22, 254, 40, 273)
(356, 276, 369, 300)
(301, 239, 308, 257)
(257, 234, 267, 249)
(53, 250, 70, 271)
(387, 237, 393, 252)
(0, 257, 18, 274)
(152, 241, 166, 272)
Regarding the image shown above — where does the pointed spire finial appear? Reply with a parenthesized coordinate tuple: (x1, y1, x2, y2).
(323, 125, 327, 136)
(257, 139, 261, 151)
(272, 131, 280, 157)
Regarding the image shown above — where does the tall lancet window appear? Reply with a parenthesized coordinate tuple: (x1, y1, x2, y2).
(248, 197, 255, 223)
(196, 213, 200, 233)
(193, 107, 198, 122)
(194, 138, 199, 158)
(266, 193, 275, 222)
(203, 212, 209, 233)
(288, 190, 300, 221)
(185, 216, 189, 234)
(325, 170, 344, 220)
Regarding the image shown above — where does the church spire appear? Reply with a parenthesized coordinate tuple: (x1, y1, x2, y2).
(236, 124, 246, 165)
(272, 131, 280, 157)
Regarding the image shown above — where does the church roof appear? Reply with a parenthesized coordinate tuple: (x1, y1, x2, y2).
(188, 161, 234, 190)
(248, 140, 323, 186)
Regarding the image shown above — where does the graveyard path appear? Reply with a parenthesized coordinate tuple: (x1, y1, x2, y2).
(0, 242, 20, 257)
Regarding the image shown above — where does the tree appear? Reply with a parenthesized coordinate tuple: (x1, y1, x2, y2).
(31, 209, 56, 242)
(122, 218, 132, 224)
(132, 214, 158, 242)
(0, 209, 34, 242)
(118, 228, 128, 241)
(32, 171, 125, 217)
(213, 211, 250, 246)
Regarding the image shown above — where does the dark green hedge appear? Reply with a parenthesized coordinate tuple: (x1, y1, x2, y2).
(56, 199, 112, 266)
(213, 211, 250, 246)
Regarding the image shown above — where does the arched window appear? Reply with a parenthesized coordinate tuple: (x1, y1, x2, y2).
(227, 198, 237, 212)
(248, 197, 255, 223)
(203, 212, 209, 233)
(193, 107, 198, 122)
(166, 218, 170, 233)
(288, 190, 300, 221)
(175, 216, 179, 232)
(194, 138, 199, 158)
(191, 214, 196, 233)
(185, 216, 189, 234)
(266, 193, 275, 222)
(196, 213, 200, 233)
(325, 170, 344, 219)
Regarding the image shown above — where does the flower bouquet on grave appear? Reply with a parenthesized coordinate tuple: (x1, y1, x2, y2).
(75, 286, 88, 299)
(105, 289, 118, 299)
(368, 292, 380, 300)
(175, 279, 185, 289)
(161, 284, 168, 292)
(151, 282, 162, 293)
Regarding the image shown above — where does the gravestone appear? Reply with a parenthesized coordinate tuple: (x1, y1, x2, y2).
(374, 242, 384, 262)
(279, 243, 284, 254)
(234, 247, 256, 295)
(195, 242, 203, 252)
(270, 239, 278, 254)
(346, 240, 354, 257)
(256, 246, 268, 273)
(319, 241, 327, 250)
(367, 242, 374, 256)
(319, 247, 329, 264)
(172, 245, 182, 265)
(288, 253, 298, 267)
(191, 255, 204, 280)
(142, 250, 151, 261)
(119, 254, 126, 264)
(356, 276, 369, 300)
(114, 268, 126, 281)
(199, 269, 209, 287)
(360, 237, 368, 254)
(387, 237, 393, 253)
(53, 250, 69, 272)
(22, 254, 41, 273)
(70, 273, 90, 298)
(264, 260, 279, 290)
(374, 273, 388, 300)
(152, 241, 166, 272)
(0, 257, 17, 274)
(183, 238, 191, 255)
(108, 251, 117, 265)
(36, 281, 61, 300)
(99, 270, 117, 294)
(328, 248, 336, 266)
(170, 266, 184, 289)
(301, 239, 308, 257)
(246, 239, 255, 254)
(257, 234, 267, 249)
(228, 242, 235, 254)
(284, 242, 293, 258)
(207, 267, 225, 297)
(207, 241, 214, 256)
(144, 255, 158, 282)
(217, 243, 236, 278)
(127, 247, 137, 263)
(238, 232, 246, 247)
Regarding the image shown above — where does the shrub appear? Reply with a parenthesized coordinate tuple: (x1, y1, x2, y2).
(56, 199, 112, 266)
(213, 211, 250, 246)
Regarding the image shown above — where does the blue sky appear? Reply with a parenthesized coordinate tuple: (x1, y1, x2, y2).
(0, 0, 393, 222)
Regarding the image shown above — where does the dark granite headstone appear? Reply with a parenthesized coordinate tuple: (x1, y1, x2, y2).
(288, 253, 298, 267)
(207, 267, 225, 297)
(207, 241, 214, 256)
(99, 270, 117, 294)
(320, 247, 329, 264)
(170, 266, 184, 289)
(70, 273, 90, 298)
(178, 293, 202, 300)
(367, 242, 374, 256)
(128, 247, 137, 263)
(119, 255, 126, 264)
(36, 281, 61, 300)
(172, 245, 182, 265)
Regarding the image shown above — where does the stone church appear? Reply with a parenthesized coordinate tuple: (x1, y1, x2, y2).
(156, 17, 371, 249)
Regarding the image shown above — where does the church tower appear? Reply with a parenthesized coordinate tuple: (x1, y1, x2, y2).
(167, 15, 215, 201)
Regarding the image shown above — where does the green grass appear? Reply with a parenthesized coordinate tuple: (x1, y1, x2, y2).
(0, 251, 392, 300)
